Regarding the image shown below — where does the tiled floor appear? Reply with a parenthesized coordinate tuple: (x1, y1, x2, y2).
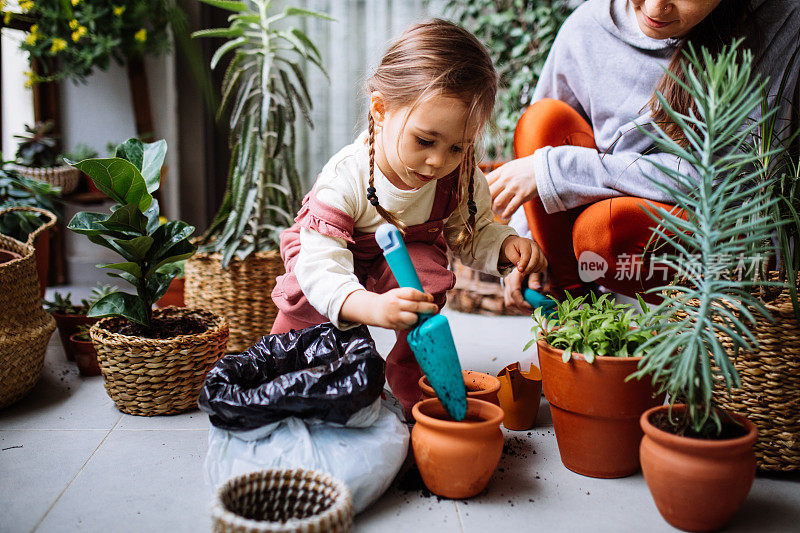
(1, 286, 799, 532)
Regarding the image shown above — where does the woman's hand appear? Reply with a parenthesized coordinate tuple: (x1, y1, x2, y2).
(503, 268, 531, 309)
(500, 235, 547, 276)
(487, 155, 538, 220)
(340, 288, 439, 330)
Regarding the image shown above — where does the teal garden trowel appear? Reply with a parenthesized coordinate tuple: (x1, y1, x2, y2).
(375, 224, 467, 421)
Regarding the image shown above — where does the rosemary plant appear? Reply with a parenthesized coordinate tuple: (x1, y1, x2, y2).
(193, 0, 331, 267)
(630, 41, 789, 435)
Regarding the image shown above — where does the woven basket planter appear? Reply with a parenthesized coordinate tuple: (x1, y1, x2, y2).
(447, 255, 527, 316)
(211, 469, 354, 533)
(184, 250, 283, 352)
(9, 164, 81, 195)
(89, 307, 229, 416)
(0, 208, 57, 409)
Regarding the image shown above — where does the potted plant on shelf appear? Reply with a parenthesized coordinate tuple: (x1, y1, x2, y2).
(629, 42, 787, 531)
(186, 0, 331, 352)
(10, 121, 81, 195)
(0, 163, 61, 295)
(67, 138, 229, 416)
(528, 292, 664, 478)
(43, 284, 116, 361)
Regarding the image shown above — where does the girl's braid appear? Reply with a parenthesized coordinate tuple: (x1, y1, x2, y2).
(452, 143, 478, 255)
(367, 112, 407, 233)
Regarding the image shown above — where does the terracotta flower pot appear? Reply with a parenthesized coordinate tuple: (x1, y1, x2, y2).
(0, 249, 22, 264)
(419, 370, 500, 405)
(411, 398, 504, 499)
(69, 333, 101, 376)
(640, 405, 757, 532)
(53, 312, 99, 361)
(156, 277, 185, 308)
(496, 362, 542, 431)
(538, 340, 665, 478)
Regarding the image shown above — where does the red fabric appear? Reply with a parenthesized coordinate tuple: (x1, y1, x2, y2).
(515, 98, 680, 302)
(271, 172, 460, 413)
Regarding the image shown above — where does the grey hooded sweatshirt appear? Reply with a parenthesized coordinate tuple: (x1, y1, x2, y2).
(527, 0, 800, 215)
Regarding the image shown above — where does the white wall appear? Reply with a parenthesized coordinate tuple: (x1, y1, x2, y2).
(1, 28, 34, 159)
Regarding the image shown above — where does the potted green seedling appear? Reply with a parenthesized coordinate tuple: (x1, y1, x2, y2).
(69, 324, 100, 376)
(67, 138, 229, 416)
(10, 121, 81, 195)
(43, 285, 116, 361)
(527, 292, 664, 478)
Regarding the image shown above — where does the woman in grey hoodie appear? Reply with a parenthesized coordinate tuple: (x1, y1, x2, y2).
(488, 0, 800, 307)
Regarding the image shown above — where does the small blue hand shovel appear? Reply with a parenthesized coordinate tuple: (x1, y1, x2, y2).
(375, 224, 467, 421)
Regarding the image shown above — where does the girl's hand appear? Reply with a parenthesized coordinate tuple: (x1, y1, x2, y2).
(501, 235, 547, 276)
(487, 156, 538, 220)
(373, 288, 439, 329)
(503, 268, 531, 310)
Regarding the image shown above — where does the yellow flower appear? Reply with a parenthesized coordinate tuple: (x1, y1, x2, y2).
(71, 0, 81, 5)
(3, 12, 10, 25)
(113, 6, 125, 16)
(50, 38, 67, 54)
(69, 19, 78, 30)
(158, 216, 167, 225)
(71, 26, 86, 42)
(19, 0, 33, 12)
(30, 24, 38, 34)
(134, 28, 147, 43)
(25, 32, 37, 46)
(23, 70, 36, 89)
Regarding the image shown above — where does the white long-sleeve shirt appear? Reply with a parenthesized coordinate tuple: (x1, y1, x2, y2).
(294, 132, 517, 328)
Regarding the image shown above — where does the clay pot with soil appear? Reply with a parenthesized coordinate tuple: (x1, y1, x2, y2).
(411, 398, 504, 499)
(419, 370, 500, 406)
(69, 332, 101, 376)
(496, 362, 542, 430)
(640, 405, 757, 532)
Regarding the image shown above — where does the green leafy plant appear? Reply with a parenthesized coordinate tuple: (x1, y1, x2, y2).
(14, 121, 60, 168)
(526, 292, 660, 363)
(66, 138, 196, 328)
(0, 162, 61, 241)
(193, 0, 331, 267)
(629, 41, 787, 436)
(61, 143, 99, 162)
(43, 284, 119, 315)
(441, 0, 580, 158)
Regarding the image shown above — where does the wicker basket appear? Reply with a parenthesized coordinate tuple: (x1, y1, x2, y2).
(0, 207, 57, 409)
(211, 469, 354, 533)
(184, 250, 284, 352)
(89, 307, 229, 416)
(447, 255, 527, 316)
(9, 163, 81, 195)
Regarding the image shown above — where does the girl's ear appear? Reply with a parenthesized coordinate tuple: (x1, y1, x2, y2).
(370, 91, 386, 126)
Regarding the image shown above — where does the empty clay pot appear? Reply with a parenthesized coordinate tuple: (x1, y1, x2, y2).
(412, 398, 504, 499)
(156, 277, 185, 308)
(54, 312, 99, 361)
(640, 405, 757, 532)
(496, 362, 542, 431)
(538, 340, 665, 478)
(419, 370, 501, 406)
(69, 333, 101, 376)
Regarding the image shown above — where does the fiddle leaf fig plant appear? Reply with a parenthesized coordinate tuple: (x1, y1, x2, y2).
(67, 139, 196, 328)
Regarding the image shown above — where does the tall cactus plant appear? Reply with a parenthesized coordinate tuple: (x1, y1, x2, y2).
(193, 0, 331, 267)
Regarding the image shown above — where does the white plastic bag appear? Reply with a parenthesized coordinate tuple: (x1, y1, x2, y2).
(205, 400, 409, 513)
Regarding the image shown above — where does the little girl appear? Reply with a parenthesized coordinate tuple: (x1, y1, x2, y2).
(271, 19, 546, 413)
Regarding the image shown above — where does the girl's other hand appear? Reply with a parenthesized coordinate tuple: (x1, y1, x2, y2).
(501, 235, 547, 276)
(373, 288, 439, 330)
(503, 268, 532, 310)
(487, 156, 538, 220)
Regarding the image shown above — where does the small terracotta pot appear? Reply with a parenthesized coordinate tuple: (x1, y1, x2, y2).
(156, 277, 185, 308)
(0, 249, 22, 264)
(53, 312, 99, 361)
(412, 398, 504, 499)
(640, 405, 757, 532)
(538, 340, 665, 478)
(419, 370, 500, 406)
(496, 362, 542, 431)
(69, 333, 101, 376)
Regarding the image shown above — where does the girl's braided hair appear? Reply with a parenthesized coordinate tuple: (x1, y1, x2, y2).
(365, 19, 497, 251)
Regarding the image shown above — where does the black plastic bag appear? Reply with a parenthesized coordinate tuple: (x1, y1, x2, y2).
(198, 323, 385, 431)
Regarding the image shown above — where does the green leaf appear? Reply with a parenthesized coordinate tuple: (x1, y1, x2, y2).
(148, 239, 197, 276)
(282, 7, 335, 21)
(140, 140, 167, 194)
(195, 0, 247, 12)
(67, 212, 109, 236)
(115, 139, 144, 170)
(99, 203, 147, 234)
(147, 271, 176, 304)
(70, 158, 152, 211)
(98, 262, 143, 279)
(112, 236, 154, 262)
(88, 293, 149, 326)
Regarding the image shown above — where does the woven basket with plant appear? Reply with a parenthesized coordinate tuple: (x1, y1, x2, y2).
(9, 121, 80, 194)
(186, 1, 331, 351)
(67, 138, 229, 416)
(0, 206, 57, 409)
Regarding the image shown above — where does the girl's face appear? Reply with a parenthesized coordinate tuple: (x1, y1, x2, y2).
(371, 92, 478, 190)
(630, 0, 723, 39)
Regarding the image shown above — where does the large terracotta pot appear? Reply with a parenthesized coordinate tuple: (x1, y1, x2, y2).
(53, 312, 99, 361)
(411, 398, 504, 499)
(538, 340, 664, 478)
(419, 370, 501, 405)
(640, 405, 757, 532)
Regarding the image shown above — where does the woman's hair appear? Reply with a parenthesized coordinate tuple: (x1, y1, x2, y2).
(649, 0, 756, 145)
(365, 19, 497, 249)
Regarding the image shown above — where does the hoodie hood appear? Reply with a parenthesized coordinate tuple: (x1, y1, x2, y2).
(592, 0, 679, 51)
